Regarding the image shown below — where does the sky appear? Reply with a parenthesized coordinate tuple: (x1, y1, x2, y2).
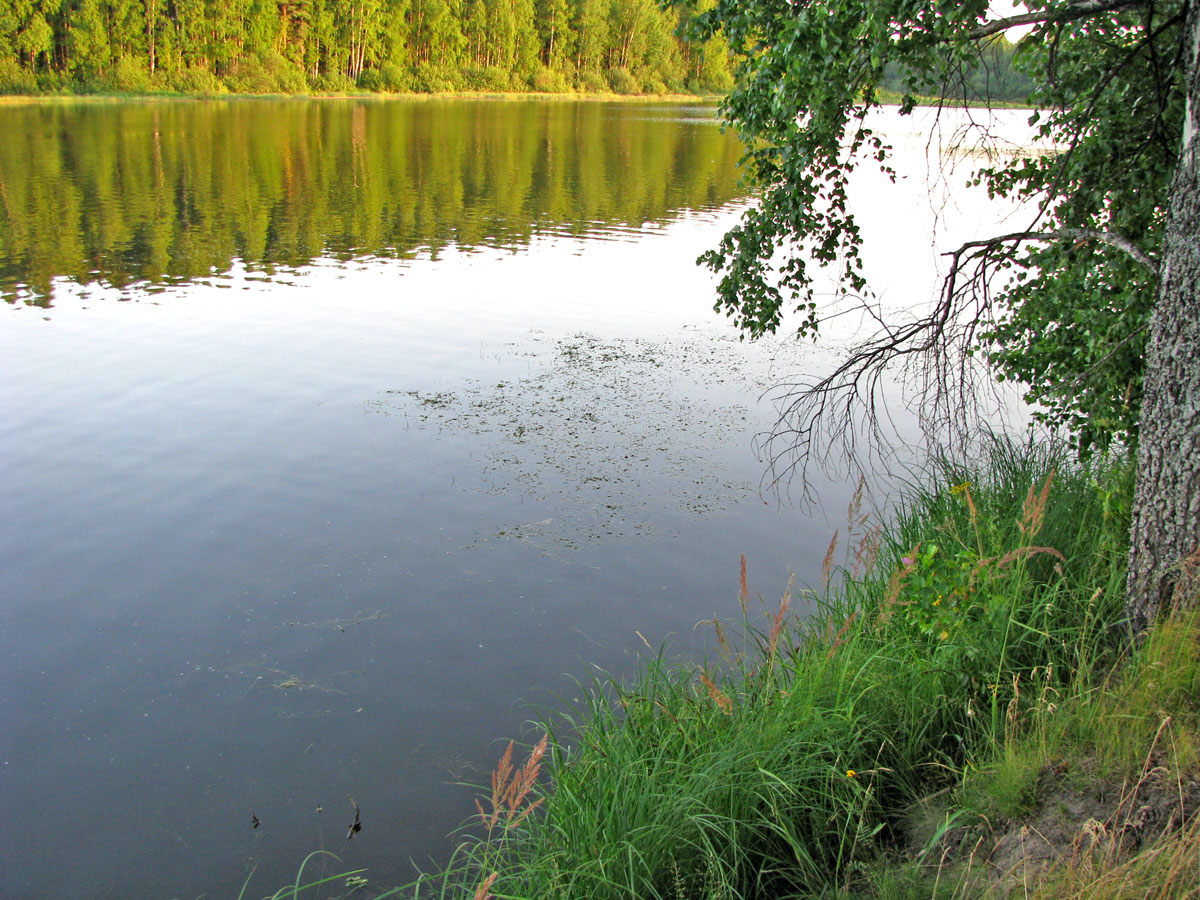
(989, 0, 1037, 38)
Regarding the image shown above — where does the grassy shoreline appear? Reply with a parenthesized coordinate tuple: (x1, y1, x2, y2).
(1, 89, 1022, 108)
(416, 439, 1193, 900)
(259, 437, 1197, 899)
(0, 90, 719, 106)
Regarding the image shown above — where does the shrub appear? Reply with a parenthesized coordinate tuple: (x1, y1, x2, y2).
(224, 51, 307, 94)
(313, 71, 356, 93)
(106, 55, 153, 93)
(462, 66, 513, 92)
(531, 66, 572, 94)
(607, 67, 640, 94)
(360, 62, 412, 93)
(640, 75, 669, 95)
(576, 70, 609, 93)
(167, 66, 226, 95)
(0, 56, 38, 94)
(411, 62, 462, 93)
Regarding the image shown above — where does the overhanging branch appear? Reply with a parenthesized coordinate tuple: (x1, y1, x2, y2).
(758, 240, 1004, 498)
(944, 228, 1157, 271)
(967, 0, 1150, 39)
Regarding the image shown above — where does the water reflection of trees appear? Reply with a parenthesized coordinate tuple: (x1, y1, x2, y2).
(0, 100, 747, 306)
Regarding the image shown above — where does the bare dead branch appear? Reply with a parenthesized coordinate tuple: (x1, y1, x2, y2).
(758, 239, 1004, 499)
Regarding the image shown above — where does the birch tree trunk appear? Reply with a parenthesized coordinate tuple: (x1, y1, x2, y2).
(1126, 0, 1200, 631)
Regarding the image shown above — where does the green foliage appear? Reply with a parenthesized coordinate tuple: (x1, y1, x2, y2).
(0, 0, 725, 98)
(606, 66, 639, 93)
(889, 540, 981, 641)
(224, 51, 310, 94)
(0, 55, 38, 93)
(358, 61, 417, 92)
(411, 60, 464, 91)
(688, 0, 1187, 454)
(166, 65, 227, 95)
(975, 5, 1186, 453)
(106, 56, 154, 93)
(532, 65, 573, 92)
(461, 65, 516, 90)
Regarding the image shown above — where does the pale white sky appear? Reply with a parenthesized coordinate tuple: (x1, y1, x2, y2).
(989, 0, 1036, 38)
(990, 0, 1024, 16)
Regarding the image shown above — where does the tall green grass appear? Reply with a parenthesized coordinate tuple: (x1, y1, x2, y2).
(403, 437, 1139, 900)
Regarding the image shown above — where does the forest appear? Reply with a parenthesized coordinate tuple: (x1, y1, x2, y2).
(0, 0, 736, 95)
(880, 35, 1034, 104)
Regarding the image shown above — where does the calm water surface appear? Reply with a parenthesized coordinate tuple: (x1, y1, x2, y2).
(0, 99, 1025, 899)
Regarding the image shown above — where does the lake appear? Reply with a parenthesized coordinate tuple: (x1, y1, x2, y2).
(0, 98, 1028, 899)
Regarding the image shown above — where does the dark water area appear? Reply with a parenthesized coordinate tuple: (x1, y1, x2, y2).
(0, 98, 1028, 899)
(0, 99, 849, 900)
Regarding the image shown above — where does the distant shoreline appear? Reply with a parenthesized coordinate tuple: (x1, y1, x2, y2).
(0, 90, 1032, 110)
(0, 91, 721, 106)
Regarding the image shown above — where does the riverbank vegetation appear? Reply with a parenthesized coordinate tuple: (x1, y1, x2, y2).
(367, 437, 1195, 899)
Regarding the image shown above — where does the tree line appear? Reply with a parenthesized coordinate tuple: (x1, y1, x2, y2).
(880, 35, 1035, 104)
(0, 0, 734, 95)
